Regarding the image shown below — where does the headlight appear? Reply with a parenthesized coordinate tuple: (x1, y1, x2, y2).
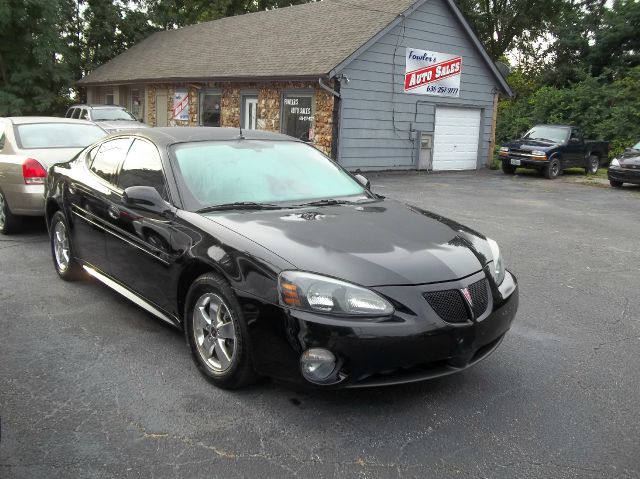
(486, 238, 506, 285)
(531, 150, 547, 157)
(278, 271, 394, 316)
(610, 158, 620, 168)
(499, 147, 509, 156)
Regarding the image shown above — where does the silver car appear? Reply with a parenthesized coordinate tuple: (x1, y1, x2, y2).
(65, 105, 150, 133)
(0, 117, 106, 234)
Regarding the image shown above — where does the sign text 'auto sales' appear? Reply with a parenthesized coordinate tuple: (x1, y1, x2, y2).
(404, 48, 462, 97)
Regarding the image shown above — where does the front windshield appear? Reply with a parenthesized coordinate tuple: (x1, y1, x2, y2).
(523, 126, 569, 143)
(632, 141, 640, 150)
(16, 123, 106, 149)
(172, 140, 367, 210)
(92, 108, 136, 121)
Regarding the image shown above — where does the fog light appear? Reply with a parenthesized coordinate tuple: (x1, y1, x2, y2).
(300, 348, 336, 383)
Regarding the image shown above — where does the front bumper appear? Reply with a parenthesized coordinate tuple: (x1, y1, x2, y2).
(608, 167, 640, 185)
(501, 156, 548, 168)
(252, 270, 518, 388)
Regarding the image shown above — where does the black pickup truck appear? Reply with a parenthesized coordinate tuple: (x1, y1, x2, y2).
(499, 125, 609, 179)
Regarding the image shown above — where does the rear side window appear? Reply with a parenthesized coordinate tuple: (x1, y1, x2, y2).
(117, 140, 167, 199)
(90, 138, 132, 185)
(71, 108, 81, 119)
(65, 108, 73, 118)
(0, 122, 5, 150)
(80, 109, 90, 121)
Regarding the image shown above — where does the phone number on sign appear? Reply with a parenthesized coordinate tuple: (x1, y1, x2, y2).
(423, 86, 459, 95)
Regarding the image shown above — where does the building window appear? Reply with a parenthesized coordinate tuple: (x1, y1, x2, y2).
(281, 92, 314, 142)
(199, 90, 221, 127)
(105, 92, 115, 105)
(130, 89, 144, 120)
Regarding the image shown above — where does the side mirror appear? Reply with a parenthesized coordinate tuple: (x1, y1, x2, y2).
(569, 137, 581, 144)
(122, 186, 169, 215)
(354, 173, 371, 190)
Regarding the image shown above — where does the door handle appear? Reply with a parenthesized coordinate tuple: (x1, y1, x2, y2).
(107, 206, 120, 220)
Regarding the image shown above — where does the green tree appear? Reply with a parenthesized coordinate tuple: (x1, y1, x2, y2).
(0, 0, 76, 115)
(455, 0, 563, 60)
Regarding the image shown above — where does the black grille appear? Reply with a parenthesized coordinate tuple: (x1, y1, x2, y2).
(423, 289, 468, 323)
(423, 279, 489, 323)
(468, 279, 489, 318)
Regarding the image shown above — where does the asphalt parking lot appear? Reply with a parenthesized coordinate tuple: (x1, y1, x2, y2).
(1, 170, 639, 478)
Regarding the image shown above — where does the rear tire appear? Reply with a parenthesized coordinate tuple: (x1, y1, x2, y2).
(585, 155, 600, 175)
(543, 158, 561, 179)
(184, 273, 256, 389)
(609, 180, 624, 188)
(0, 189, 22, 235)
(502, 161, 517, 175)
(50, 211, 83, 280)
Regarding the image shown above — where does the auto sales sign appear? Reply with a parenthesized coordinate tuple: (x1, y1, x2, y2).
(404, 48, 462, 97)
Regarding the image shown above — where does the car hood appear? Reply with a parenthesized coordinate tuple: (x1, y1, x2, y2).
(96, 120, 149, 131)
(619, 149, 640, 166)
(504, 138, 558, 151)
(203, 199, 491, 287)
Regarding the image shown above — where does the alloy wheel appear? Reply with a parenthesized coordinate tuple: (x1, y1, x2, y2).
(53, 220, 71, 272)
(551, 161, 560, 177)
(590, 157, 599, 174)
(193, 293, 236, 373)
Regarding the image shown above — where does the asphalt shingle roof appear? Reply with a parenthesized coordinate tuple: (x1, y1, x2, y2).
(78, 0, 418, 85)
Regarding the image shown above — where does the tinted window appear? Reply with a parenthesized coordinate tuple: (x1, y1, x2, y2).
(65, 108, 73, 118)
(80, 109, 90, 120)
(117, 140, 167, 199)
(71, 108, 81, 119)
(172, 140, 365, 210)
(16, 123, 106, 149)
(90, 138, 131, 185)
(199, 92, 221, 126)
(282, 93, 313, 142)
(0, 122, 5, 149)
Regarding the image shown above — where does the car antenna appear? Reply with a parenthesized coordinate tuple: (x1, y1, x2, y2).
(239, 123, 245, 140)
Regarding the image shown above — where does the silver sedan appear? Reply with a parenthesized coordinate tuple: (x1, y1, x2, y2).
(0, 117, 106, 234)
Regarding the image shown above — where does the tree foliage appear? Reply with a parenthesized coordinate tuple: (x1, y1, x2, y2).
(455, 0, 563, 60)
(0, 0, 75, 115)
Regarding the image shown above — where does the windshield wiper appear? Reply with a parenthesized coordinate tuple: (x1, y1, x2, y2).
(296, 198, 351, 207)
(531, 137, 557, 143)
(196, 202, 284, 213)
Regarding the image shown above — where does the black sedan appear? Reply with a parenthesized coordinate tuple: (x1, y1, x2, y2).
(609, 141, 640, 187)
(45, 128, 518, 389)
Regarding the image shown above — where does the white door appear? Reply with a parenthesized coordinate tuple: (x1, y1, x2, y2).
(243, 97, 258, 130)
(432, 107, 481, 171)
(155, 89, 168, 127)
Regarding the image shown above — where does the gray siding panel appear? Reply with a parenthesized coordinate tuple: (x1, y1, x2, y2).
(338, 0, 498, 171)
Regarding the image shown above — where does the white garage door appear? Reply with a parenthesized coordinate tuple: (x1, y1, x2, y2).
(432, 107, 481, 171)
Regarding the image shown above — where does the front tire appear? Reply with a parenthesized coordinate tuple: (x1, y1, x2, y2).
(585, 155, 600, 175)
(50, 211, 83, 280)
(184, 273, 256, 389)
(543, 158, 561, 179)
(0, 189, 21, 235)
(610, 180, 624, 188)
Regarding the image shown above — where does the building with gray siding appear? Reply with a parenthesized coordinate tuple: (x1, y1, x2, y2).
(78, 0, 511, 171)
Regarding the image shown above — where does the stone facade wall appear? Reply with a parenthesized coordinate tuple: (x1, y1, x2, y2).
(140, 80, 335, 156)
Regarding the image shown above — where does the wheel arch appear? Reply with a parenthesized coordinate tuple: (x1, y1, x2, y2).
(45, 198, 61, 230)
(176, 259, 227, 323)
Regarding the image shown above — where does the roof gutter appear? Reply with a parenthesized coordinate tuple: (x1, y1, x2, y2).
(318, 78, 340, 98)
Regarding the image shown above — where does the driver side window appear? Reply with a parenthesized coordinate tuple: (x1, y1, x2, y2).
(117, 139, 168, 200)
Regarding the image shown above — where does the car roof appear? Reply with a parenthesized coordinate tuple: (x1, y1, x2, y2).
(109, 127, 300, 146)
(2, 116, 99, 126)
(68, 104, 127, 110)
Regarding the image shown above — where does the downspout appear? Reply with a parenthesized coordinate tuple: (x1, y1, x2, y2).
(318, 78, 340, 98)
(319, 78, 341, 162)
